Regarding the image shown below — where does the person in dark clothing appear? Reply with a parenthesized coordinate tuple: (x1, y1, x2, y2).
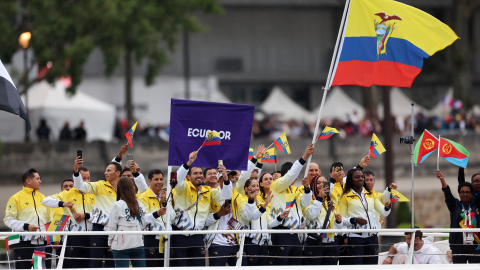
(59, 122, 72, 141)
(73, 121, 87, 141)
(36, 119, 50, 141)
(437, 170, 480, 264)
(457, 167, 480, 200)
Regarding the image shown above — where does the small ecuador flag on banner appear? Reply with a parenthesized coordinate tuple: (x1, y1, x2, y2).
(370, 133, 386, 158)
(389, 190, 409, 202)
(329, 0, 458, 88)
(274, 132, 291, 154)
(5, 234, 20, 251)
(248, 148, 254, 160)
(125, 121, 138, 148)
(318, 126, 340, 140)
(413, 130, 439, 166)
(261, 148, 277, 164)
(439, 137, 470, 168)
(32, 250, 46, 269)
(285, 193, 296, 209)
(202, 131, 221, 147)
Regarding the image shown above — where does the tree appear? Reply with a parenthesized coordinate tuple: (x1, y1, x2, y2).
(451, 0, 480, 110)
(92, 0, 222, 125)
(0, 0, 97, 95)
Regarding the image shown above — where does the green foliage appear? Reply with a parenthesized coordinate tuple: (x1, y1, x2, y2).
(92, 0, 222, 86)
(0, 0, 98, 94)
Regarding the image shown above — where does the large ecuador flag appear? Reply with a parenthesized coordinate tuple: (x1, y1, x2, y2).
(413, 130, 439, 166)
(370, 133, 386, 158)
(330, 0, 458, 87)
(439, 137, 470, 168)
(0, 60, 31, 132)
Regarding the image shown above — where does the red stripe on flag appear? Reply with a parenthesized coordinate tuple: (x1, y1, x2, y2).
(274, 140, 284, 153)
(125, 132, 133, 148)
(202, 141, 221, 147)
(5, 238, 9, 251)
(332, 60, 422, 88)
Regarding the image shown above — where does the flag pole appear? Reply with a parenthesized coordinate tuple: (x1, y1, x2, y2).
(410, 103, 415, 229)
(304, 0, 351, 178)
(267, 142, 275, 149)
(7, 249, 11, 269)
(164, 166, 172, 267)
(437, 135, 441, 171)
(197, 145, 203, 152)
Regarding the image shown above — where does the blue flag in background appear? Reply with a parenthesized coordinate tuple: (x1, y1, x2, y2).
(168, 99, 254, 170)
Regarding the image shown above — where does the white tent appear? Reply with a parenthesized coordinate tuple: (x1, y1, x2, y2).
(77, 76, 230, 125)
(312, 86, 365, 120)
(377, 87, 428, 119)
(0, 81, 115, 142)
(260, 86, 313, 121)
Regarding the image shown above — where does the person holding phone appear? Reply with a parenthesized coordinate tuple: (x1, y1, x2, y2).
(303, 175, 342, 265)
(170, 151, 232, 267)
(73, 156, 123, 267)
(41, 156, 95, 268)
(138, 169, 175, 267)
(338, 168, 392, 265)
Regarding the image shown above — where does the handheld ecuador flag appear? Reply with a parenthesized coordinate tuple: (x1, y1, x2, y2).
(318, 126, 340, 140)
(329, 0, 458, 88)
(274, 132, 291, 154)
(285, 193, 296, 209)
(44, 222, 53, 244)
(47, 214, 70, 232)
(125, 121, 138, 148)
(202, 131, 221, 147)
(5, 234, 19, 251)
(439, 137, 470, 168)
(370, 133, 386, 158)
(389, 190, 409, 202)
(261, 148, 277, 164)
(248, 148, 254, 160)
(32, 250, 46, 269)
(413, 130, 439, 166)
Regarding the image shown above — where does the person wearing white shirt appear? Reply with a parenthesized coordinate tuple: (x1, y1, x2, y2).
(382, 229, 442, 264)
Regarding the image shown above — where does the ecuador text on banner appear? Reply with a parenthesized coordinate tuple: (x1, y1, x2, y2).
(330, 0, 458, 88)
(168, 99, 254, 170)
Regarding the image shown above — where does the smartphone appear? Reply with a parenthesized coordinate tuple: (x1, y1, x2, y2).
(224, 199, 231, 208)
(170, 172, 178, 188)
(77, 149, 82, 159)
(126, 154, 133, 167)
(324, 180, 330, 196)
(218, 160, 223, 166)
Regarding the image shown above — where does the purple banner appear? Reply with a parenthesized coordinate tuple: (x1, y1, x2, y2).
(168, 99, 254, 170)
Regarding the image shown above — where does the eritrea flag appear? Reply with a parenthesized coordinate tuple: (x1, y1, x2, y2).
(439, 137, 470, 168)
(413, 130, 439, 166)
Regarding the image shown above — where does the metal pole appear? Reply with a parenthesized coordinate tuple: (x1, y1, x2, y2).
(56, 235, 68, 269)
(235, 233, 246, 266)
(164, 166, 172, 267)
(304, 0, 351, 178)
(411, 103, 415, 228)
(24, 48, 29, 142)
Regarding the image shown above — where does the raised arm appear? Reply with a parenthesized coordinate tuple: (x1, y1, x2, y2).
(176, 151, 198, 194)
(437, 170, 456, 211)
(73, 156, 97, 194)
(236, 145, 266, 195)
(375, 197, 391, 217)
(271, 144, 314, 193)
(130, 160, 147, 194)
(111, 144, 128, 165)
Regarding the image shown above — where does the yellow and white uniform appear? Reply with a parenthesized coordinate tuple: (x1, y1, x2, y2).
(338, 188, 391, 237)
(42, 187, 95, 231)
(172, 164, 232, 233)
(73, 174, 116, 228)
(4, 187, 50, 243)
(243, 194, 271, 245)
(304, 196, 342, 243)
(372, 188, 391, 224)
(266, 158, 311, 230)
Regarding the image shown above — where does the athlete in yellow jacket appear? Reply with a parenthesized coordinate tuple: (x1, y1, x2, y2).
(4, 169, 51, 269)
